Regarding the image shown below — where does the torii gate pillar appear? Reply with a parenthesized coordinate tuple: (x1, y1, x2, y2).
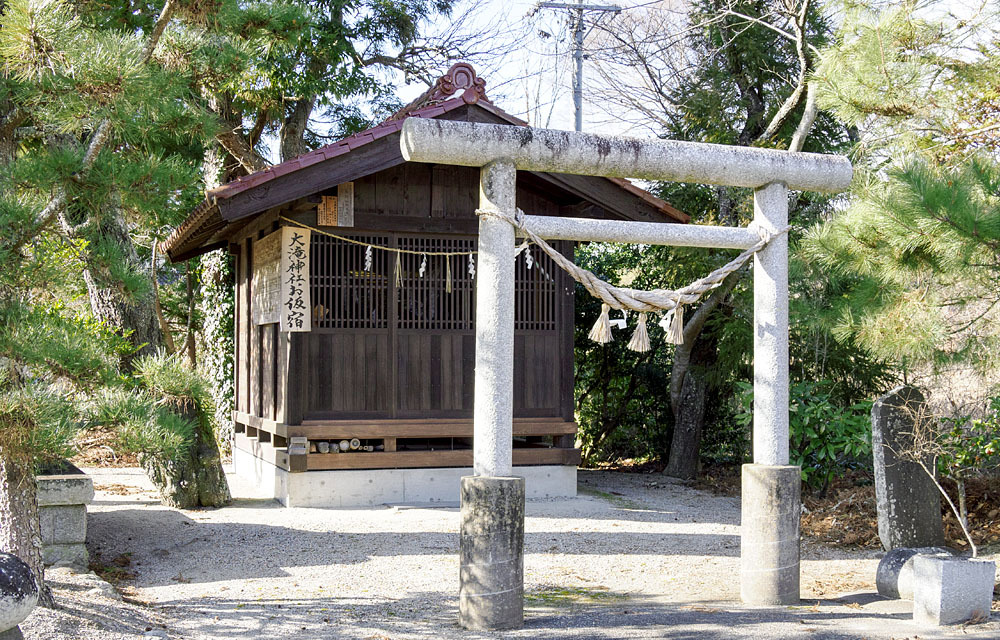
(457, 159, 525, 631)
(741, 182, 800, 605)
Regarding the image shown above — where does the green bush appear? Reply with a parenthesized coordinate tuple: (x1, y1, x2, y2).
(938, 398, 1000, 479)
(86, 352, 213, 464)
(736, 380, 872, 490)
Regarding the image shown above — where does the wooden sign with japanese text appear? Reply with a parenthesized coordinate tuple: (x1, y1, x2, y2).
(316, 182, 354, 227)
(251, 230, 282, 325)
(317, 195, 338, 226)
(279, 227, 311, 332)
(337, 182, 354, 226)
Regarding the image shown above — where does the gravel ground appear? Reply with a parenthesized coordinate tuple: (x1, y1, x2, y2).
(18, 466, 1000, 639)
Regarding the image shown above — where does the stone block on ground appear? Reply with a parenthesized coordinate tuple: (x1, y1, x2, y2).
(37, 474, 93, 570)
(0, 553, 38, 634)
(36, 474, 94, 507)
(872, 386, 944, 550)
(877, 547, 955, 600)
(39, 505, 87, 545)
(41, 543, 89, 569)
(913, 556, 995, 625)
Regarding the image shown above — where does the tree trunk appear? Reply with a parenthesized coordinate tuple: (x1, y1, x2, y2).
(141, 401, 230, 509)
(665, 367, 708, 480)
(279, 97, 315, 162)
(0, 456, 53, 608)
(663, 273, 739, 479)
(75, 209, 163, 371)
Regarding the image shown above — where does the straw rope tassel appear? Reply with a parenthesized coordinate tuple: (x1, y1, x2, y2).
(394, 254, 402, 287)
(659, 305, 685, 345)
(446, 257, 453, 293)
(588, 303, 613, 344)
(627, 312, 651, 352)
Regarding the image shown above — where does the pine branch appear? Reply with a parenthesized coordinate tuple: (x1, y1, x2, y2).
(20, 0, 178, 248)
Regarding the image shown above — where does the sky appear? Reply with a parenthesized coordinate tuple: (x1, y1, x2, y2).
(392, 0, 688, 135)
(387, 0, 992, 138)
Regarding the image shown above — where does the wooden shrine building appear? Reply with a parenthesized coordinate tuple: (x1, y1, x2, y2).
(163, 63, 687, 506)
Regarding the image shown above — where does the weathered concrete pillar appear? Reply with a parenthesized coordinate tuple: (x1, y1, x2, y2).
(473, 159, 516, 478)
(741, 464, 800, 605)
(752, 182, 789, 466)
(459, 476, 525, 630)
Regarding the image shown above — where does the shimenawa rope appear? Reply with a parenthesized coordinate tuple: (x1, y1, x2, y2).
(281, 212, 786, 351)
(476, 207, 789, 349)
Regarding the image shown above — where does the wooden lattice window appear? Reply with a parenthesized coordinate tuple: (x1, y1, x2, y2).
(397, 237, 476, 331)
(514, 245, 558, 331)
(310, 233, 390, 329)
(310, 233, 559, 332)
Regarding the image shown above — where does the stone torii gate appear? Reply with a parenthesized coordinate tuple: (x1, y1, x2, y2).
(400, 118, 853, 630)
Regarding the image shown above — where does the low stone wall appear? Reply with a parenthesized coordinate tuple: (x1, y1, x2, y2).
(36, 474, 94, 570)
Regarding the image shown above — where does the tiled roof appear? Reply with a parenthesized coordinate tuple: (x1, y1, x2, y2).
(162, 63, 687, 260)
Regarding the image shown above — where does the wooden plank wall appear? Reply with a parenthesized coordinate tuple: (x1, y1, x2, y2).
(232, 212, 282, 425)
(234, 164, 576, 426)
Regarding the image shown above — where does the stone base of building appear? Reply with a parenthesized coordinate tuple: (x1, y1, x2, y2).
(233, 447, 577, 507)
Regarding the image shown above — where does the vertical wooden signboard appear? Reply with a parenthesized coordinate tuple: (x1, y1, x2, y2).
(337, 182, 354, 227)
(317, 195, 338, 226)
(280, 227, 311, 332)
(253, 227, 311, 332)
(252, 230, 282, 325)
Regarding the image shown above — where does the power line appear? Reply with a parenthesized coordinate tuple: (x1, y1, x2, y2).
(536, 1, 621, 131)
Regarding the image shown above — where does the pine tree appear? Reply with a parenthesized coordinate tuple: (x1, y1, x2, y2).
(805, 1, 1000, 368)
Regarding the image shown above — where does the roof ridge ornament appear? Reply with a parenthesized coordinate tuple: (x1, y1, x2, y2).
(389, 62, 489, 121)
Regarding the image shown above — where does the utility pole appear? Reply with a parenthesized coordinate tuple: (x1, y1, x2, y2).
(536, 1, 620, 131)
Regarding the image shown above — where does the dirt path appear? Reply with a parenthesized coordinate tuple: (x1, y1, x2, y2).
(19, 467, 1000, 639)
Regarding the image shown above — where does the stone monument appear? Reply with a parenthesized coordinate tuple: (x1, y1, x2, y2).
(872, 386, 944, 550)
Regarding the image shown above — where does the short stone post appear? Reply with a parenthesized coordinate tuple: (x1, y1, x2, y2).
(872, 386, 944, 550)
(459, 476, 525, 630)
(913, 556, 996, 625)
(37, 471, 94, 569)
(741, 182, 800, 605)
(459, 159, 524, 630)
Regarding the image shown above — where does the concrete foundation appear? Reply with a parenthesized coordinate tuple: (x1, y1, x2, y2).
(741, 464, 801, 605)
(459, 476, 524, 630)
(913, 556, 996, 626)
(233, 447, 575, 507)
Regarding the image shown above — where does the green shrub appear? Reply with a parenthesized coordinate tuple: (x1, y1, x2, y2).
(938, 398, 1000, 479)
(736, 380, 872, 490)
(85, 352, 213, 464)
